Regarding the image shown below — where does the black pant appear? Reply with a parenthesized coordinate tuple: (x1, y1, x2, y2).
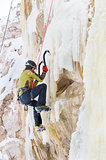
(19, 83, 47, 126)
(29, 100, 42, 127)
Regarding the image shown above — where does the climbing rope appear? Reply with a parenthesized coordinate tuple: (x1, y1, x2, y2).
(0, 0, 13, 54)
(36, 0, 54, 71)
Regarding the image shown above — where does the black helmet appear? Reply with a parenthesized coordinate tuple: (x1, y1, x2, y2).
(25, 60, 37, 69)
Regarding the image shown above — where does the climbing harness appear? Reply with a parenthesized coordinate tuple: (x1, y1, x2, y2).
(0, 0, 13, 54)
(17, 87, 31, 111)
(17, 87, 29, 102)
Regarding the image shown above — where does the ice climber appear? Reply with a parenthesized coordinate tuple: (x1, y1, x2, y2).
(17, 60, 51, 132)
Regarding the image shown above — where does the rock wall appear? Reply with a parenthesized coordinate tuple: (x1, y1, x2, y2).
(0, 4, 25, 160)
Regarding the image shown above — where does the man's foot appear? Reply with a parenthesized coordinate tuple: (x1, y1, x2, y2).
(35, 105, 51, 113)
(36, 124, 46, 132)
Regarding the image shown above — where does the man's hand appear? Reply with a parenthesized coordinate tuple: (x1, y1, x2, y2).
(43, 66, 48, 72)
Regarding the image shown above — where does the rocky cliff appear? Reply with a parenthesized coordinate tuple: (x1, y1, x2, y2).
(0, 3, 26, 160)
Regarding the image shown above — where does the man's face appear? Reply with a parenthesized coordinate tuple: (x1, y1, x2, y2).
(32, 67, 36, 73)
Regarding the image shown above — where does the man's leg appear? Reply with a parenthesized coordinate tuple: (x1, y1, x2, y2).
(31, 84, 51, 113)
(29, 100, 42, 126)
(33, 107, 46, 132)
(31, 83, 47, 107)
(33, 107, 42, 127)
(19, 90, 31, 105)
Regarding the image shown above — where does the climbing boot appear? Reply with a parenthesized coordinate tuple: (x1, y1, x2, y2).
(35, 105, 51, 113)
(36, 124, 46, 132)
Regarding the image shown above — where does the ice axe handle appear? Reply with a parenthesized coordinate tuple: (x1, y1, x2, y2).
(43, 50, 50, 66)
(38, 61, 43, 75)
(38, 50, 50, 75)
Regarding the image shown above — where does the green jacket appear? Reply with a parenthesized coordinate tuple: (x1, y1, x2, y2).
(18, 69, 46, 96)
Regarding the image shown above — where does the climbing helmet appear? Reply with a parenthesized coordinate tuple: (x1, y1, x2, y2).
(25, 60, 37, 69)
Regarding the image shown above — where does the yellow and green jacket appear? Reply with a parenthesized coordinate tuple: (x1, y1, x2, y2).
(18, 69, 46, 96)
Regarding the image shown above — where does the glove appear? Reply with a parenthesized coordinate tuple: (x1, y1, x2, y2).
(43, 66, 48, 72)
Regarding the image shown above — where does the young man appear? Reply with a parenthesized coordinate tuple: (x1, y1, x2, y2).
(18, 60, 51, 132)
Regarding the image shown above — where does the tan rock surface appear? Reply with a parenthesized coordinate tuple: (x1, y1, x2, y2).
(24, 0, 32, 19)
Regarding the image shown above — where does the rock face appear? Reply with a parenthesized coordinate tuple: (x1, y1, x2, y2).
(42, 82, 84, 160)
(0, 4, 25, 160)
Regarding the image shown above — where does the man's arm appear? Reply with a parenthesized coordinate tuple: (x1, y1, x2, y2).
(33, 66, 48, 82)
(34, 71, 46, 82)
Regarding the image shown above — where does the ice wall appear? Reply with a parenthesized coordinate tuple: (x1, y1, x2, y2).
(43, 0, 89, 70)
(21, 0, 89, 112)
(69, 0, 106, 159)
(42, 0, 89, 103)
(20, 0, 93, 159)
(21, 0, 39, 59)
